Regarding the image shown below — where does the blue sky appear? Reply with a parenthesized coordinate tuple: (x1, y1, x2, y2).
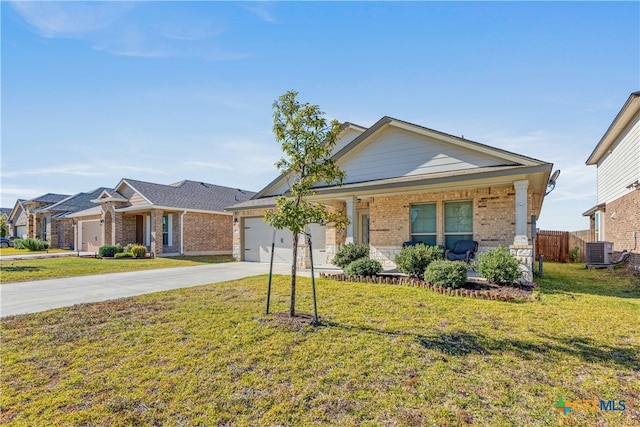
(2, 1, 638, 231)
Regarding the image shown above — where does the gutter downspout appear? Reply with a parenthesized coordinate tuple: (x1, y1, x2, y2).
(180, 210, 187, 255)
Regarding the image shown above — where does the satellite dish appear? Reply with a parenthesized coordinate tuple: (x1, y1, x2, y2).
(545, 169, 561, 196)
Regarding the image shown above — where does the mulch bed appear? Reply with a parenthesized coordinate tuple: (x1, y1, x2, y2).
(319, 273, 536, 302)
(261, 311, 319, 330)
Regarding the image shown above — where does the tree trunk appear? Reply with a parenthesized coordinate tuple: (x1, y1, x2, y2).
(289, 231, 298, 317)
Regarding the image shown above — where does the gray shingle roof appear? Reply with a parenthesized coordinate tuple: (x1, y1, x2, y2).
(122, 179, 256, 212)
(0, 208, 12, 217)
(43, 188, 113, 217)
(27, 193, 70, 204)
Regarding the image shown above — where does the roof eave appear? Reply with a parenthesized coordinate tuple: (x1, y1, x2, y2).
(586, 91, 640, 165)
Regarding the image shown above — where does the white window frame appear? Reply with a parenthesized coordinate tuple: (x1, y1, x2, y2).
(410, 203, 437, 245)
(444, 200, 474, 249)
(163, 214, 173, 247)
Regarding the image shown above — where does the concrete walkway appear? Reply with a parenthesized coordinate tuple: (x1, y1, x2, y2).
(1, 262, 297, 317)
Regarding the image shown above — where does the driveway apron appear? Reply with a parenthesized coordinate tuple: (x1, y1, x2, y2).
(1, 262, 293, 317)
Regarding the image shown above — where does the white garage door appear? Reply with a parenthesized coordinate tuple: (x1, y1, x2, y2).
(243, 218, 326, 264)
(307, 223, 326, 265)
(80, 220, 103, 252)
(15, 225, 27, 239)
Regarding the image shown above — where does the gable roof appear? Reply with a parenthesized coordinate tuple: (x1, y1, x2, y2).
(40, 188, 113, 218)
(8, 199, 26, 222)
(586, 91, 640, 165)
(250, 116, 551, 201)
(25, 193, 70, 205)
(116, 178, 256, 213)
(0, 208, 12, 218)
(334, 116, 545, 167)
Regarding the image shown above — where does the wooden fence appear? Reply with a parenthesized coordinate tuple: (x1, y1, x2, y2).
(535, 230, 591, 263)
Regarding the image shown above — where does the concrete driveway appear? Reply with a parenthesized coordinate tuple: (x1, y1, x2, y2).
(1, 262, 295, 317)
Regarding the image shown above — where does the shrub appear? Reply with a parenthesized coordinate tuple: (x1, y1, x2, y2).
(13, 239, 24, 249)
(394, 244, 441, 278)
(98, 244, 124, 258)
(114, 252, 133, 259)
(343, 258, 382, 277)
(475, 246, 521, 285)
(18, 238, 49, 251)
(569, 246, 580, 263)
(131, 244, 147, 258)
(333, 243, 370, 268)
(424, 260, 467, 288)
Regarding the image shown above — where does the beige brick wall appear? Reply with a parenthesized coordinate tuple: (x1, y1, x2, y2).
(54, 218, 74, 249)
(370, 185, 523, 248)
(604, 189, 640, 267)
(369, 185, 530, 268)
(118, 214, 138, 246)
(183, 212, 232, 253)
(151, 210, 163, 255)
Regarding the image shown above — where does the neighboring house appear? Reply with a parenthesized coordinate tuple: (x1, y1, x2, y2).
(67, 178, 255, 255)
(583, 91, 640, 268)
(21, 193, 71, 245)
(30, 188, 113, 249)
(227, 117, 553, 280)
(7, 200, 27, 238)
(0, 207, 12, 237)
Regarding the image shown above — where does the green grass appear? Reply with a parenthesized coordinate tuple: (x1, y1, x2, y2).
(0, 248, 70, 256)
(1, 263, 638, 425)
(0, 255, 234, 284)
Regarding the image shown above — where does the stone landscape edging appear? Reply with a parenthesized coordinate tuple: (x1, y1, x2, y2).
(319, 273, 535, 302)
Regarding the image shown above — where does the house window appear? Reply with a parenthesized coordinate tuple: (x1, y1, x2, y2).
(444, 200, 473, 249)
(410, 203, 437, 245)
(595, 211, 603, 241)
(162, 214, 173, 246)
(41, 217, 47, 241)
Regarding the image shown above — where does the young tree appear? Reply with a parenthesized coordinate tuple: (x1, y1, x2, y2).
(265, 90, 349, 317)
(0, 214, 8, 238)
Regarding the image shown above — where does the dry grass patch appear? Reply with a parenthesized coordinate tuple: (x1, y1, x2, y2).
(1, 263, 638, 425)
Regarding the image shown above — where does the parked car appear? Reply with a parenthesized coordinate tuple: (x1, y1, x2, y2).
(0, 237, 14, 248)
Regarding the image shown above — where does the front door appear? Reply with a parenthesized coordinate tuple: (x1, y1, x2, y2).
(358, 211, 370, 245)
(136, 215, 144, 244)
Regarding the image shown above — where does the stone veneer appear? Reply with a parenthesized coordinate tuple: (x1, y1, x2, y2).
(509, 245, 534, 282)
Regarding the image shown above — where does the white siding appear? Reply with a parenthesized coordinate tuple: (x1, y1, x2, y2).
(597, 114, 640, 204)
(331, 127, 366, 156)
(338, 127, 515, 184)
(262, 127, 365, 197)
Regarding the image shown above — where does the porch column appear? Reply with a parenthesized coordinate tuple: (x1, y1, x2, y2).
(513, 180, 529, 245)
(345, 196, 356, 244)
(150, 210, 164, 256)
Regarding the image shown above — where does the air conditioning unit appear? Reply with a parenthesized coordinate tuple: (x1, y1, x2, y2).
(586, 241, 613, 265)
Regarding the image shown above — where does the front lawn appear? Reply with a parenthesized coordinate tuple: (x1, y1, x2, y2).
(0, 248, 70, 256)
(1, 263, 638, 425)
(0, 255, 234, 284)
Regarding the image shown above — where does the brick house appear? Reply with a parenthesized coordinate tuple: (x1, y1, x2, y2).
(7, 200, 27, 238)
(583, 91, 640, 268)
(21, 189, 114, 249)
(68, 178, 255, 256)
(227, 117, 553, 280)
(20, 193, 72, 246)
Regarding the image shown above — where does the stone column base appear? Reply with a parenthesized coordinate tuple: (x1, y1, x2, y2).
(510, 245, 533, 282)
